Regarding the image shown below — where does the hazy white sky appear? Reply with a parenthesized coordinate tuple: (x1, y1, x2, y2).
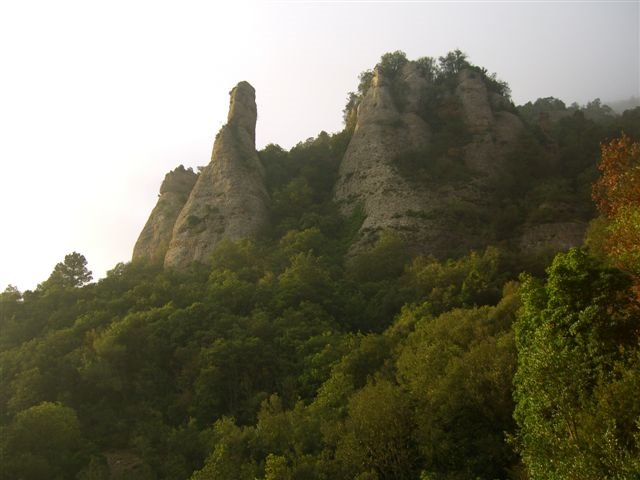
(1, 0, 638, 290)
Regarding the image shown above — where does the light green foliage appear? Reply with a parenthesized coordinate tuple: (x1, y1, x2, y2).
(264, 453, 291, 480)
(514, 249, 640, 479)
(191, 417, 257, 480)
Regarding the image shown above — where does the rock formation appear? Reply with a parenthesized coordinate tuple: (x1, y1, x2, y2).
(132, 165, 198, 264)
(133, 81, 270, 269)
(334, 63, 433, 251)
(334, 63, 525, 256)
(519, 221, 588, 253)
(163, 81, 270, 269)
(456, 69, 524, 175)
(134, 57, 593, 267)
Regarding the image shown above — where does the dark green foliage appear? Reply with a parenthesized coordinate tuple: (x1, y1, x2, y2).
(38, 251, 93, 291)
(437, 49, 469, 78)
(342, 49, 511, 132)
(490, 100, 640, 239)
(260, 131, 349, 243)
(0, 402, 88, 480)
(414, 56, 437, 81)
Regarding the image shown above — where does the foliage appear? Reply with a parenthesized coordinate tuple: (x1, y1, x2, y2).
(514, 249, 640, 479)
(0, 402, 88, 480)
(38, 251, 93, 291)
(592, 134, 640, 288)
(396, 291, 521, 479)
(1, 50, 636, 480)
(343, 49, 511, 130)
(437, 49, 469, 78)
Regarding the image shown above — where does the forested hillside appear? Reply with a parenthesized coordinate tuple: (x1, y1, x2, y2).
(1, 52, 639, 480)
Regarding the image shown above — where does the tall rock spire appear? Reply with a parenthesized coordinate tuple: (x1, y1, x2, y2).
(163, 82, 270, 269)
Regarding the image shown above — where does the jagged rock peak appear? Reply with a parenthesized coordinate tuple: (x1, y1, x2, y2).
(132, 165, 198, 264)
(159, 165, 199, 194)
(163, 81, 269, 270)
(227, 81, 257, 144)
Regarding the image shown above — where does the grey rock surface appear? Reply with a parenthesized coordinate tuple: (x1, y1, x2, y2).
(334, 64, 525, 256)
(132, 166, 198, 264)
(163, 82, 270, 269)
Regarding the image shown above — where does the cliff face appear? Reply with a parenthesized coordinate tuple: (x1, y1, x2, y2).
(134, 59, 592, 267)
(334, 63, 432, 251)
(456, 69, 524, 175)
(163, 82, 270, 269)
(132, 166, 198, 264)
(334, 64, 525, 256)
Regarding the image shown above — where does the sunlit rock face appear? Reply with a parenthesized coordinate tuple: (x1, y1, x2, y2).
(163, 82, 270, 269)
(334, 64, 434, 253)
(334, 64, 525, 256)
(132, 165, 198, 264)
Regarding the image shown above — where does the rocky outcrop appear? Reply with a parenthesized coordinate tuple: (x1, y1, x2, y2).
(456, 69, 523, 175)
(334, 64, 524, 256)
(520, 221, 588, 253)
(132, 165, 197, 264)
(334, 63, 431, 252)
(163, 82, 269, 269)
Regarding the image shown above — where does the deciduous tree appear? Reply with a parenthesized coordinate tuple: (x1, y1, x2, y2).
(592, 134, 640, 293)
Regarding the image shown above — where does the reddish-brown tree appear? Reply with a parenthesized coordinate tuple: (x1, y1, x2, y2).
(592, 134, 640, 296)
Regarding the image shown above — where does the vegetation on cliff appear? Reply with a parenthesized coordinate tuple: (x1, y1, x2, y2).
(1, 51, 639, 479)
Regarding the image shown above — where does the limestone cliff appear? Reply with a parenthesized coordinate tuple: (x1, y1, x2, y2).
(134, 57, 593, 267)
(163, 82, 270, 269)
(132, 165, 198, 264)
(334, 63, 524, 256)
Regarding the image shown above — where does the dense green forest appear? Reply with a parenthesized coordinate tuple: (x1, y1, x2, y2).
(1, 52, 639, 479)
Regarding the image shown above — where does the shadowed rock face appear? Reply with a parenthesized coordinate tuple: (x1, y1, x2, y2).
(334, 65, 525, 256)
(132, 166, 198, 264)
(520, 221, 588, 253)
(163, 82, 270, 269)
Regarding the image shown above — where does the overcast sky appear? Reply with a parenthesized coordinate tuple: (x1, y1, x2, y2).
(1, 0, 638, 291)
